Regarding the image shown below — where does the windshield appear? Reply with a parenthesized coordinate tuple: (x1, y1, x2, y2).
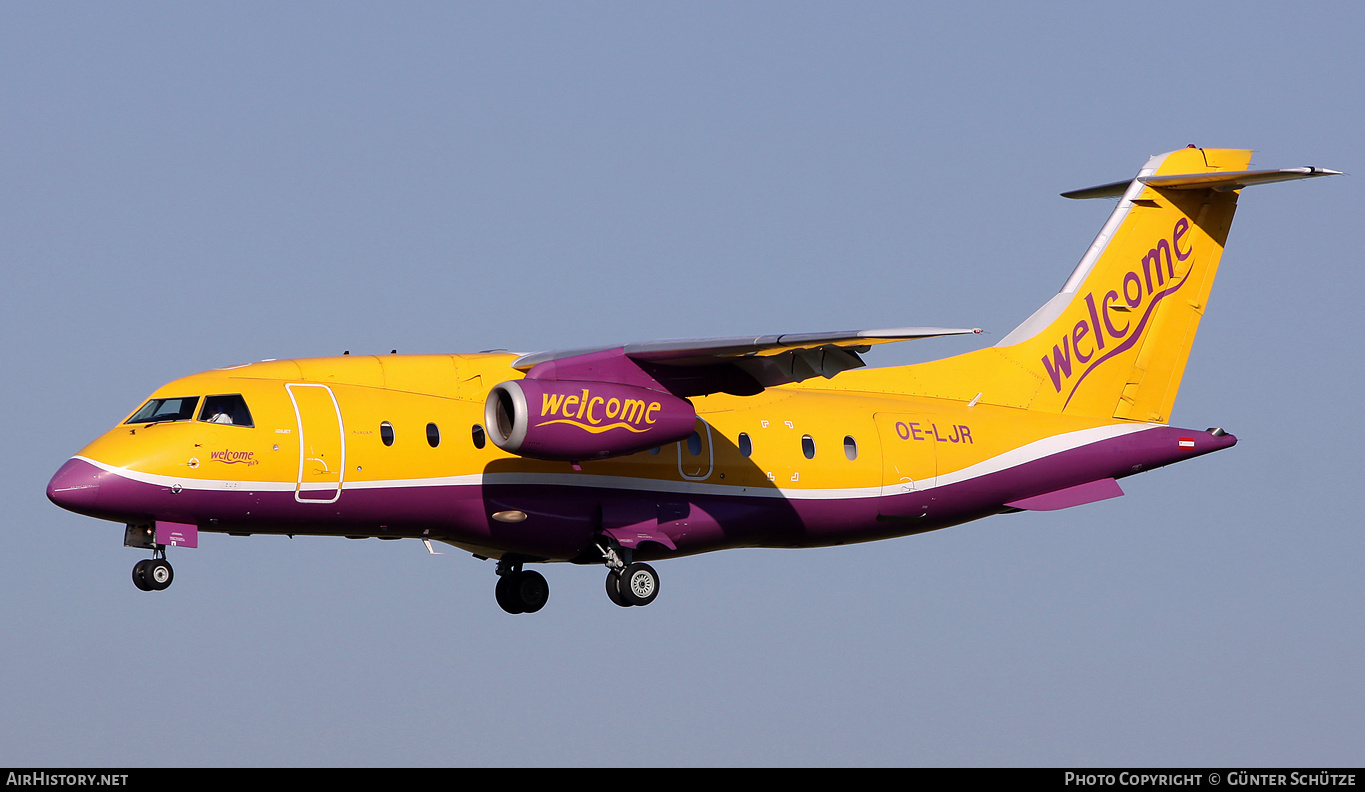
(126, 396, 200, 424)
(198, 394, 254, 428)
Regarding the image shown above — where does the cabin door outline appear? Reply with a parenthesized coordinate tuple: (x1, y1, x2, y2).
(286, 383, 346, 503)
(677, 418, 714, 481)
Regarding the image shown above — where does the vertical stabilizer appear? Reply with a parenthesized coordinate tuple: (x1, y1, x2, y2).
(1007, 146, 1249, 422)
(894, 147, 1335, 423)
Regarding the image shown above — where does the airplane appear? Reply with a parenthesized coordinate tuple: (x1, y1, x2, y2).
(47, 146, 1337, 613)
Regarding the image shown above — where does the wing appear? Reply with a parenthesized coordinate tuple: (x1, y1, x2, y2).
(511, 326, 982, 397)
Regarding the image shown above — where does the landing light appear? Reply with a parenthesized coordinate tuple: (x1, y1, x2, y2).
(491, 510, 528, 523)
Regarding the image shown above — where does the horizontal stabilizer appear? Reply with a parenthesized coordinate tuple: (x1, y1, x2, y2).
(1063, 166, 1340, 199)
(1004, 478, 1124, 511)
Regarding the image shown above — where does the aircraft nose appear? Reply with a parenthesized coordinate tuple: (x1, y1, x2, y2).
(47, 457, 104, 515)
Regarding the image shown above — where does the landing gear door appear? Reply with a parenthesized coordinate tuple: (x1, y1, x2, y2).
(287, 383, 345, 503)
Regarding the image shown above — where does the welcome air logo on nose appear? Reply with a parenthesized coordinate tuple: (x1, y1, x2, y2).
(210, 449, 259, 466)
(1041, 218, 1194, 407)
(534, 388, 664, 434)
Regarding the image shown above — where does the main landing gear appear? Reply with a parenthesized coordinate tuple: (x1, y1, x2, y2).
(494, 559, 550, 614)
(489, 541, 664, 614)
(599, 541, 659, 608)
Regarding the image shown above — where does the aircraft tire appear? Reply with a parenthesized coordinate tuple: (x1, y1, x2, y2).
(495, 574, 525, 614)
(515, 570, 549, 614)
(145, 559, 173, 591)
(605, 570, 631, 607)
(132, 560, 152, 592)
(619, 563, 659, 607)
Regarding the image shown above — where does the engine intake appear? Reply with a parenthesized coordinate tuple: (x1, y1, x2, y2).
(485, 379, 697, 461)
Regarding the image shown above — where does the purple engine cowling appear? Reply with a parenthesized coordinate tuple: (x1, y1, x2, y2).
(484, 379, 697, 461)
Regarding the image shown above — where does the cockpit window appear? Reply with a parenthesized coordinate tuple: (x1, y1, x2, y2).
(198, 394, 254, 427)
(126, 396, 200, 424)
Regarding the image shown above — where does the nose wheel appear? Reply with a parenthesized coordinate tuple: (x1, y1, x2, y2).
(132, 557, 173, 591)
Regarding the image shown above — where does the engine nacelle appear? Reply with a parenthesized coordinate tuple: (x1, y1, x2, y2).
(484, 379, 697, 461)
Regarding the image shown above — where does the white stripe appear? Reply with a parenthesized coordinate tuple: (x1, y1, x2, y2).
(74, 456, 296, 492)
(932, 423, 1153, 488)
(71, 423, 1159, 502)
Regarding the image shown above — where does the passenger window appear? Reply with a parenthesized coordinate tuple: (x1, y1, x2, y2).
(380, 422, 395, 447)
(844, 435, 857, 461)
(686, 431, 702, 456)
(471, 424, 486, 449)
(427, 423, 441, 448)
(126, 396, 199, 424)
(738, 432, 753, 458)
(198, 394, 254, 427)
(801, 435, 816, 459)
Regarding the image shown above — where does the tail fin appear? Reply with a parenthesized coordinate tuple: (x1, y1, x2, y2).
(900, 147, 1337, 422)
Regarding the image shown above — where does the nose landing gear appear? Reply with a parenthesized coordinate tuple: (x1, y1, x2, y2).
(126, 523, 174, 592)
(132, 555, 173, 591)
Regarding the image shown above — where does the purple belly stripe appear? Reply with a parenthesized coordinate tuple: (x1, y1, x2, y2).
(48, 425, 1234, 561)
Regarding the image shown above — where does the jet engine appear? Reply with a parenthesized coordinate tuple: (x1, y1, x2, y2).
(484, 379, 697, 461)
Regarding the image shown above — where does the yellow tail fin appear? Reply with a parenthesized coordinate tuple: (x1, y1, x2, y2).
(897, 147, 1335, 422)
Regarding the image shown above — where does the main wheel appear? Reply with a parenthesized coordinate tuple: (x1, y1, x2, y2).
(145, 559, 174, 591)
(495, 570, 550, 614)
(495, 573, 525, 614)
(619, 562, 659, 607)
(514, 570, 549, 614)
(605, 570, 630, 607)
(132, 560, 152, 591)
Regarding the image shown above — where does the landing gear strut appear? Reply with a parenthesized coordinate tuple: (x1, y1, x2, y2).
(598, 540, 660, 608)
(126, 524, 173, 592)
(494, 559, 549, 614)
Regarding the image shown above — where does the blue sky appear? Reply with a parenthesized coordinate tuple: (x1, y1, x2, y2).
(3, 2, 1361, 766)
